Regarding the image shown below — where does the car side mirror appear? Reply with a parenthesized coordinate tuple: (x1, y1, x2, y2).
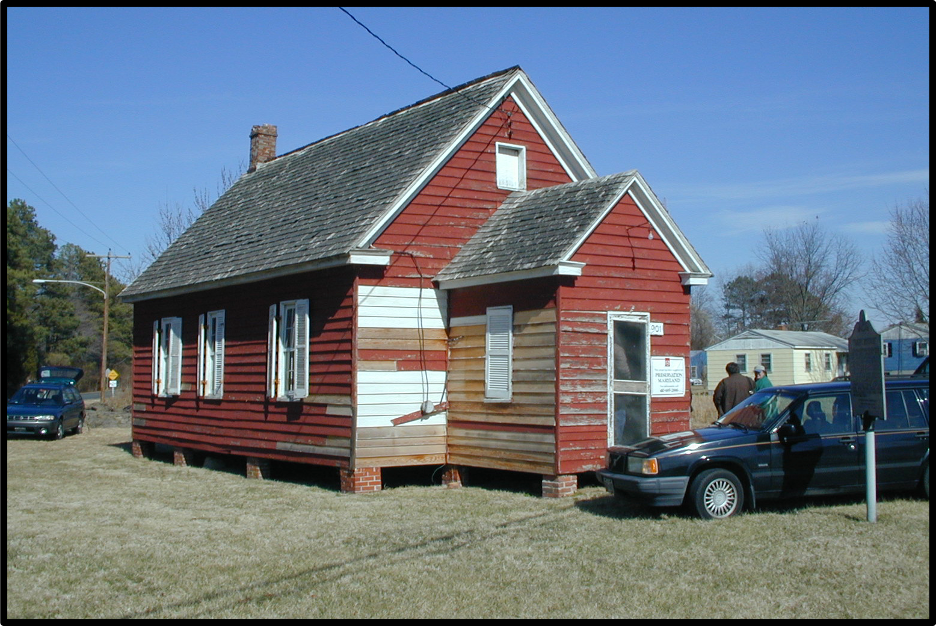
(778, 422, 804, 444)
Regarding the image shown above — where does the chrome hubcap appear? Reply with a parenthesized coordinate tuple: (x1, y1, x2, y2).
(704, 478, 738, 517)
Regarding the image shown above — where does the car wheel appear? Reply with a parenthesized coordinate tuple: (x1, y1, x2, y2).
(689, 469, 744, 519)
(75, 416, 85, 435)
(53, 420, 65, 440)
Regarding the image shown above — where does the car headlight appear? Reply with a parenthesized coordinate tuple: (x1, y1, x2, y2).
(627, 456, 659, 475)
(33, 415, 57, 421)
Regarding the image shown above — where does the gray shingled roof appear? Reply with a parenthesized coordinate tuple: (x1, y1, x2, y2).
(436, 171, 637, 282)
(121, 67, 520, 299)
(707, 330, 849, 351)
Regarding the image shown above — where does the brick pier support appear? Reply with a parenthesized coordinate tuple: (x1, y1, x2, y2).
(131, 440, 154, 459)
(542, 474, 578, 498)
(340, 467, 382, 493)
(441, 465, 468, 488)
(246, 457, 272, 480)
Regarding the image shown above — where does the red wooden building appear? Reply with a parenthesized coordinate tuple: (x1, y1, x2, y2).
(121, 67, 711, 496)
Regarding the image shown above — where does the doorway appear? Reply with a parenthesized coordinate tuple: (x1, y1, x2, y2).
(608, 312, 650, 446)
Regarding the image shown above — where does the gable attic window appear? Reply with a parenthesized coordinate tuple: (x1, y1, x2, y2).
(267, 299, 309, 401)
(197, 310, 225, 399)
(152, 317, 183, 397)
(495, 143, 526, 191)
(485, 306, 513, 401)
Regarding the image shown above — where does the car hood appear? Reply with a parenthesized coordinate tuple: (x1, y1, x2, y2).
(613, 426, 754, 456)
(6, 404, 61, 416)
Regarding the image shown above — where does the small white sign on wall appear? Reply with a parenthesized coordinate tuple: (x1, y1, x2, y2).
(651, 356, 686, 397)
(649, 322, 664, 336)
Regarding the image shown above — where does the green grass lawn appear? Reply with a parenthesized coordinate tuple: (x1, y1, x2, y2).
(5, 428, 930, 619)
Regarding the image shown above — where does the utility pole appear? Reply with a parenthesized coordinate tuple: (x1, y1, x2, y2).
(87, 250, 131, 402)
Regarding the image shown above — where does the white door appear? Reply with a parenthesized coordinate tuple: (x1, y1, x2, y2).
(608, 313, 650, 446)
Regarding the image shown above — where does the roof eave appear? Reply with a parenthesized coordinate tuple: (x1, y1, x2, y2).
(120, 248, 392, 303)
(436, 261, 586, 291)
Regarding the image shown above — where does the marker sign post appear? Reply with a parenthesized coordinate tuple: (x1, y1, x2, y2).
(848, 311, 886, 522)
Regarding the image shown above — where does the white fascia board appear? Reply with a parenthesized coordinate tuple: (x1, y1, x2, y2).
(347, 248, 393, 265)
(680, 272, 710, 287)
(357, 70, 597, 249)
(120, 250, 391, 303)
(436, 261, 585, 291)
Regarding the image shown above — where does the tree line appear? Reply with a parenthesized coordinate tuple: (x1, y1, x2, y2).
(5, 199, 133, 397)
(691, 193, 929, 350)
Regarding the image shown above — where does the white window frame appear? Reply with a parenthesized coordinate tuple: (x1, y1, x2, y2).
(804, 352, 812, 372)
(267, 299, 309, 402)
(197, 310, 225, 399)
(495, 142, 526, 191)
(824, 352, 833, 372)
(735, 354, 747, 372)
(913, 341, 928, 357)
(485, 305, 513, 401)
(152, 317, 183, 397)
(760, 353, 772, 373)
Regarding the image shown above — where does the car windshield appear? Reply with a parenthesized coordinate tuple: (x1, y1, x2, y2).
(8, 387, 66, 406)
(715, 390, 800, 431)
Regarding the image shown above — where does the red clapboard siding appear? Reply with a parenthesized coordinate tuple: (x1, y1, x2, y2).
(131, 267, 356, 468)
(373, 96, 574, 290)
(555, 191, 692, 474)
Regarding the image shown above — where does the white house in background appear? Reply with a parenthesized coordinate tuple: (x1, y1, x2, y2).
(705, 329, 848, 391)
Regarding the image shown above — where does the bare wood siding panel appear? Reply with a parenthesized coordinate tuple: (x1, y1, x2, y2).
(447, 305, 558, 474)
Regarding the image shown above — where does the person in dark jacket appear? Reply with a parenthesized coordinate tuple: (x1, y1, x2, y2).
(713, 362, 755, 416)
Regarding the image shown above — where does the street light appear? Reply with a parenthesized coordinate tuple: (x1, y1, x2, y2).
(32, 278, 110, 402)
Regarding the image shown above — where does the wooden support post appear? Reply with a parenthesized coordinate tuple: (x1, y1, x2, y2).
(441, 465, 468, 488)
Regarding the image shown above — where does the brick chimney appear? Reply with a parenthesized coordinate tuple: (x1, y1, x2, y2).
(249, 124, 277, 172)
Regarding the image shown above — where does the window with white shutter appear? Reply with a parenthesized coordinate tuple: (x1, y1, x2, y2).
(485, 306, 513, 401)
(267, 299, 309, 401)
(152, 317, 183, 397)
(197, 310, 225, 398)
(495, 143, 526, 191)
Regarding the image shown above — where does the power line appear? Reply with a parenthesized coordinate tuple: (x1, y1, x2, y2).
(7, 167, 112, 251)
(336, 7, 508, 118)
(338, 7, 455, 94)
(7, 133, 132, 256)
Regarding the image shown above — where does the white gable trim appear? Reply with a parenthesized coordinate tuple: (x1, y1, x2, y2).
(356, 69, 597, 249)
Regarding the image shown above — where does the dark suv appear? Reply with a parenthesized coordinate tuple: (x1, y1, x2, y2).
(6, 366, 86, 440)
(597, 379, 929, 518)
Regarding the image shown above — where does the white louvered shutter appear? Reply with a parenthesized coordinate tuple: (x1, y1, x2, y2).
(210, 310, 225, 397)
(152, 320, 162, 395)
(485, 306, 513, 401)
(164, 317, 183, 396)
(197, 314, 206, 397)
(293, 299, 310, 400)
(267, 304, 278, 399)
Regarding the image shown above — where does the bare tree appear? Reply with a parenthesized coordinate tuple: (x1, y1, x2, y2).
(758, 220, 863, 334)
(865, 193, 929, 324)
(118, 164, 244, 283)
(690, 284, 720, 349)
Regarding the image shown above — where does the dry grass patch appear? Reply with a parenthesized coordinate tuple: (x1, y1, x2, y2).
(5, 428, 929, 619)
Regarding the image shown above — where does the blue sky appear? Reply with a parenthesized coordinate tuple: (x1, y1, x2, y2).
(5, 7, 928, 327)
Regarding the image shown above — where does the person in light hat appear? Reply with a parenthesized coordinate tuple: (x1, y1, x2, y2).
(753, 365, 773, 392)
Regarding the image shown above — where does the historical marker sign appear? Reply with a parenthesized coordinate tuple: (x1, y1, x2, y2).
(848, 310, 885, 421)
